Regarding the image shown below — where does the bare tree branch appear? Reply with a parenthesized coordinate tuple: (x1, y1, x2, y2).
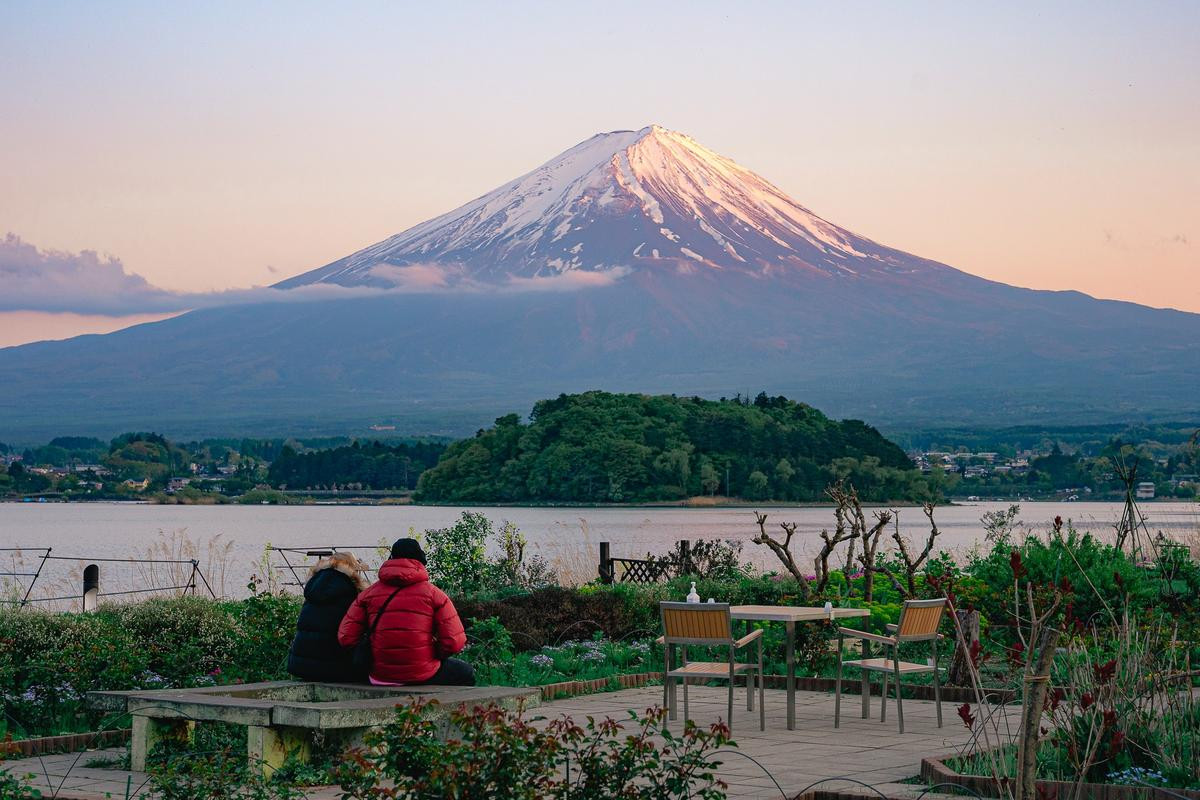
(752, 512, 812, 599)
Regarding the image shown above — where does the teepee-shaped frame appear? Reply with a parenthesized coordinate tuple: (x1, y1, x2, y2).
(1113, 456, 1155, 563)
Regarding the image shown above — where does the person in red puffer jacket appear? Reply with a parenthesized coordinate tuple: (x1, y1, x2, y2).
(337, 538, 474, 686)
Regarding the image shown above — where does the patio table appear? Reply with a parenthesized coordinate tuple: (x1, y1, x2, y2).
(730, 605, 869, 730)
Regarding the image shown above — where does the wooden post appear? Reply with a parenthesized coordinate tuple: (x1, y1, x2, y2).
(598, 542, 614, 584)
(82, 564, 99, 612)
(678, 540, 691, 577)
(948, 609, 980, 686)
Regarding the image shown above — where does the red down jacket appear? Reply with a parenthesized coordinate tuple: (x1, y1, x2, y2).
(337, 557, 467, 684)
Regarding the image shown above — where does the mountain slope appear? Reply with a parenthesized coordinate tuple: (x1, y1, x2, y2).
(1, 125, 1197, 440)
(276, 125, 944, 288)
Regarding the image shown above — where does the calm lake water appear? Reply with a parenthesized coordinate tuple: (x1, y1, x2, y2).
(2, 501, 1196, 603)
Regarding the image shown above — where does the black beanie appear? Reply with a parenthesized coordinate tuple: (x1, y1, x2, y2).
(390, 537, 426, 564)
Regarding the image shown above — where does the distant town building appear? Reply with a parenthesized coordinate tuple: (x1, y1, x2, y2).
(1136, 481, 1156, 500)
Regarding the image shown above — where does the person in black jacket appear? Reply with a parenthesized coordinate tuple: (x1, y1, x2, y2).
(287, 552, 370, 682)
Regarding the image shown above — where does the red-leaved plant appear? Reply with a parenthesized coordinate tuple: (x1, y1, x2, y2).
(334, 698, 732, 800)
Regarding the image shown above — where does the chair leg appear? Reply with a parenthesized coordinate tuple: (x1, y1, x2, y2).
(894, 656, 905, 734)
(727, 674, 734, 733)
(880, 670, 887, 723)
(860, 639, 871, 719)
(758, 639, 765, 731)
(666, 643, 677, 721)
(834, 632, 843, 728)
(746, 670, 753, 711)
(932, 642, 943, 728)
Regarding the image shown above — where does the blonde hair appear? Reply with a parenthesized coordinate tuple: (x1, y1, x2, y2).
(308, 551, 370, 592)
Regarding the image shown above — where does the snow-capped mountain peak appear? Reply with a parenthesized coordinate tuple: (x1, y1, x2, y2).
(278, 125, 928, 290)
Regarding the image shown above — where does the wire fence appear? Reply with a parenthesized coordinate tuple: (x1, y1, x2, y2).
(266, 545, 387, 590)
(0, 546, 217, 610)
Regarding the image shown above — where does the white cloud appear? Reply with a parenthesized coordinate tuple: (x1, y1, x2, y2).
(503, 266, 630, 292)
(0, 234, 183, 314)
(0, 235, 631, 315)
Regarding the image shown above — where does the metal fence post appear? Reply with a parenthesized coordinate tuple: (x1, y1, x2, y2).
(82, 564, 99, 612)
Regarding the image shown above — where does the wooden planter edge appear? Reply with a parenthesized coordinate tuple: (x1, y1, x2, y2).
(1, 728, 131, 758)
(920, 749, 1200, 800)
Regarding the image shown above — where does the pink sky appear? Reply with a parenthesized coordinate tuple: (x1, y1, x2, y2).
(1, 3, 1196, 347)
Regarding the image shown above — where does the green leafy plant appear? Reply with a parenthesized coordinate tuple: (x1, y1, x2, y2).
(0, 767, 42, 800)
(424, 512, 496, 595)
(334, 699, 731, 800)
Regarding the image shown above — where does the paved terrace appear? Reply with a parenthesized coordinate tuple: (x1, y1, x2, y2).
(4, 686, 1011, 800)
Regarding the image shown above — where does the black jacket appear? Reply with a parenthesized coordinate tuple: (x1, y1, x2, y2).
(286, 565, 367, 682)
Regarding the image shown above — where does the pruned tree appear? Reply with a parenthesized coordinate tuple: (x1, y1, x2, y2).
(753, 512, 812, 600)
(1013, 558, 1065, 800)
(879, 502, 942, 598)
(824, 481, 891, 601)
(855, 509, 891, 604)
(815, 522, 854, 595)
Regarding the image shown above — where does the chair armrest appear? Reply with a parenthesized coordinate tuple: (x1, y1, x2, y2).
(837, 627, 896, 646)
(734, 628, 763, 648)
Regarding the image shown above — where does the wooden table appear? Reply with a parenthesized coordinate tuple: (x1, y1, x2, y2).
(730, 605, 870, 730)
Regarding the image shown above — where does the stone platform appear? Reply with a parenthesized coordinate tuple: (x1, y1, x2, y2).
(87, 680, 540, 775)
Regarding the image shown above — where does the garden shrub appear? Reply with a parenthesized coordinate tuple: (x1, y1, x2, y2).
(109, 597, 242, 682)
(223, 591, 301, 682)
(0, 608, 146, 739)
(147, 747, 303, 800)
(426, 512, 557, 595)
(969, 526, 1155, 636)
(455, 585, 653, 651)
(333, 698, 732, 799)
(0, 767, 41, 800)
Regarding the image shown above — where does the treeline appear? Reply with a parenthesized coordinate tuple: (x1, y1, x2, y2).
(416, 391, 933, 503)
(893, 422, 1200, 459)
(268, 440, 447, 490)
(946, 442, 1198, 499)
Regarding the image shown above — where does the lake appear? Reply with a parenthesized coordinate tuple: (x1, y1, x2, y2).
(1, 501, 1196, 603)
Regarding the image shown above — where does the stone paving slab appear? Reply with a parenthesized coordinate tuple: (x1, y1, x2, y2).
(4, 687, 1013, 800)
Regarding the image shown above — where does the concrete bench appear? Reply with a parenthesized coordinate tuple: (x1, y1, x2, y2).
(88, 680, 540, 775)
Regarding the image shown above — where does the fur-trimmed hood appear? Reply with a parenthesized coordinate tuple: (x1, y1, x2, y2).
(307, 554, 370, 592)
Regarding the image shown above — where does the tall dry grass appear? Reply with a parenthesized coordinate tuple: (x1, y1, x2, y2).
(0, 529, 235, 610)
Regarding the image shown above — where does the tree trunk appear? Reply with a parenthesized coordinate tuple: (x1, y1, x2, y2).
(948, 610, 980, 686)
(1016, 625, 1060, 800)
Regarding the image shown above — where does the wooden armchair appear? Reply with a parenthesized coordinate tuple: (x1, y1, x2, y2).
(658, 601, 764, 732)
(834, 598, 947, 733)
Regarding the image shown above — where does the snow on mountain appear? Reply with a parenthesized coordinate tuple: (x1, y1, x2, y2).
(277, 125, 940, 290)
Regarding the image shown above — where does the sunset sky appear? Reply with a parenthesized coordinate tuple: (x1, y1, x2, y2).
(1, 1, 1197, 347)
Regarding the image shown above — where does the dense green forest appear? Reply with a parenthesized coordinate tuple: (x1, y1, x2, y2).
(268, 440, 447, 490)
(415, 391, 933, 503)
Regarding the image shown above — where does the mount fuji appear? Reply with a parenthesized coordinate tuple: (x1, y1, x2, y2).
(276, 125, 926, 289)
(1, 125, 1197, 439)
